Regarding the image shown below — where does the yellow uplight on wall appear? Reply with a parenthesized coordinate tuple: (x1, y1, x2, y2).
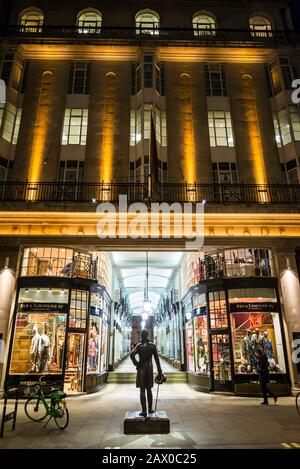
(242, 74, 267, 187)
(180, 73, 196, 184)
(28, 71, 53, 186)
(100, 72, 117, 183)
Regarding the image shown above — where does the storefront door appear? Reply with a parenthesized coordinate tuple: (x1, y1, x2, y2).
(64, 332, 85, 393)
(210, 332, 233, 391)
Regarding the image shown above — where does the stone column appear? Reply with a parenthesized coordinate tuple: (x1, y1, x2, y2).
(12, 60, 68, 182)
(275, 247, 300, 389)
(0, 247, 19, 393)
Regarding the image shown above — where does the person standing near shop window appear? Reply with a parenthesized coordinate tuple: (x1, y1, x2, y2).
(256, 348, 278, 405)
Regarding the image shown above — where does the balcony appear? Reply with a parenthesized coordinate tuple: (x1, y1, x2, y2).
(0, 25, 297, 48)
(189, 248, 274, 286)
(1, 181, 300, 205)
(20, 247, 98, 281)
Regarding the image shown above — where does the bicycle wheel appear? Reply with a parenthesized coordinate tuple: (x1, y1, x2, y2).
(25, 397, 48, 422)
(53, 401, 69, 430)
(296, 392, 300, 417)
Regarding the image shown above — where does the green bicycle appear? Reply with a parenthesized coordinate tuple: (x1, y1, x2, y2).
(23, 376, 69, 430)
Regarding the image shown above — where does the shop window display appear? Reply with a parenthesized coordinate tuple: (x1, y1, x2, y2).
(65, 332, 85, 392)
(100, 320, 108, 372)
(87, 316, 101, 373)
(229, 288, 285, 375)
(186, 320, 195, 372)
(194, 314, 209, 374)
(10, 288, 68, 375)
(10, 312, 66, 375)
(211, 334, 232, 383)
(209, 290, 228, 329)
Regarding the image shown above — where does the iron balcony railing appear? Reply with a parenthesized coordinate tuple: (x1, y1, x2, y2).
(0, 25, 297, 47)
(1, 181, 300, 204)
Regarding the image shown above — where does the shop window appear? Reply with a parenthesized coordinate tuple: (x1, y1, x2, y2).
(204, 64, 227, 96)
(9, 288, 68, 375)
(135, 10, 159, 35)
(209, 290, 228, 329)
(19, 9, 44, 33)
(229, 288, 286, 375)
(194, 311, 209, 374)
(65, 332, 85, 392)
(77, 9, 102, 34)
(249, 15, 273, 38)
(192, 12, 216, 36)
(69, 290, 88, 329)
(100, 318, 108, 372)
(211, 333, 232, 383)
(68, 62, 91, 95)
(185, 320, 195, 372)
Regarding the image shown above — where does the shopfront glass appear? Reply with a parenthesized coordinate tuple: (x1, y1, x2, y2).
(9, 288, 68, 375)
(229, 288, 286, 375)
(65, 332, 85, 392)
(211, 333, 232, 383)
(186, 320, 195, 371)
(87, 316, 101, 374)
(100, 320, 108, 372)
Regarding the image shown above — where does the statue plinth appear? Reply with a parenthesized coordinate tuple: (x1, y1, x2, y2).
(124, 410, 170, 434)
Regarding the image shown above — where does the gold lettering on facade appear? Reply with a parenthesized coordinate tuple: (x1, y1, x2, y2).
(226, 227, 234, 236)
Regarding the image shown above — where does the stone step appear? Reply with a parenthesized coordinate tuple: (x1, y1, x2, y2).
(107, 372, 186, 384)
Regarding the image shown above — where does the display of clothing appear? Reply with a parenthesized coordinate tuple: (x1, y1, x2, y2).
(30, 329, 40, 372)
(38, 333, 50, 372)
(88, 338, 98, 371)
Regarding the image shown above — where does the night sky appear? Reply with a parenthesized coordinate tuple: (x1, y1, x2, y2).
(291, 0, 300, 28)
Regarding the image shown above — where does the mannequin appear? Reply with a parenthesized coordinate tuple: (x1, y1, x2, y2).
(30, 326, 40, 373)
(88, 333, 98, 371)
(38, 324, 50, 373)
(261, 331, 274, 358)
(242, 329, 252, 371)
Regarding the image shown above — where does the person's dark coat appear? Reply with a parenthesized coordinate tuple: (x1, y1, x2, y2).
(257, 353, 270, 383)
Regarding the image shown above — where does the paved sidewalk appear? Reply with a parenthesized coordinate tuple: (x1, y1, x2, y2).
(0, 383, 300, 449)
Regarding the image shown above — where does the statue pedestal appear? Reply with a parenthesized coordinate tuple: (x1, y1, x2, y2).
(124, 411, 170, 434)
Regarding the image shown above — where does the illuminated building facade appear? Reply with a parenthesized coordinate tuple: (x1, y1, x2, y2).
(0, 0, 300, 396)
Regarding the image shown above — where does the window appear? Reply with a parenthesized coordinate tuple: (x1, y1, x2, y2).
(285, 159, 299, 184)
(87, 315, 101, 373)
(70, 290, 88, 328)
(58, 160, 84, 183)
(19, 9, 44, 33)
(280, 57, 296, 90)
(155, 62, 165, 95)
(192, 12, 216, 36)
(208, 111, 234, 147)
(249, 15, 273, 37)
(130, 105, 167, 147)
(135, 10, 159, 35)
(209, 290, 228, 329)
(77, 9, 102, 34)
(21, 247, 74, 277)
(62, 109, 88, 145)
(9, 288, 68, 375)
(212, 162, 238, 184)
(0, 156, 11, 181)
(0, 103, 5, 128)
(272, 112, 283, 147)
(0, 53, 14, 86)
(2, 104, 22, 143)
(144, 55, 153, 88)
(289, 105, 300, 141)
(68, 62, 91, 94)
(204, 64, 227, 96)
(229, 288, 286, 375)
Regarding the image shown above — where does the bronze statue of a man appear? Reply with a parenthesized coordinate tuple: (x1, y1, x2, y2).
(130, 329, 163, 417)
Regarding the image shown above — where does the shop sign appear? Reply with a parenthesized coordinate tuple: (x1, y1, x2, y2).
(230, 302, 277, 313)
(18, 303, 68, 314)
(193, 306, 207, 317)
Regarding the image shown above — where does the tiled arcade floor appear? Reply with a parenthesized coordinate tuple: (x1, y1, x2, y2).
(1, 383, 300, 449)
